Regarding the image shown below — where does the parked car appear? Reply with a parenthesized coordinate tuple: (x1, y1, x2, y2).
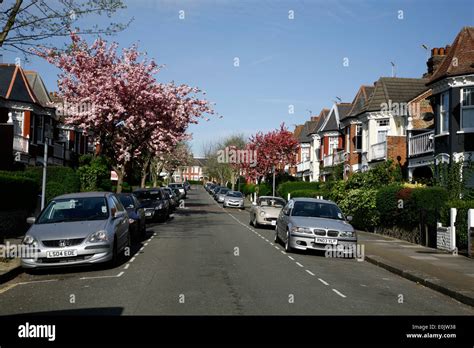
(209, 184, 219, 195)
(275, 198, 355, 254)
(21, 192, 130, 269)
(168, 183, 186, 199)
(205, 182, 214, 192)
(211, 186, 224, 199)
(162, 187, 179, 212)
(216, 187, 230, 203)
(250, 196, 286, 228)
(133, 188, 170, 222)
(117, 193, 146, 240)
(223, 191, 245, 209)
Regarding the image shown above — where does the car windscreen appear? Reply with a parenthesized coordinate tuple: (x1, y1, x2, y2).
(118, 195, 135, 209)
(134, 190, 161, 201)
(291, 201, 344, 220)
(37, 197, 109, 224)
(219, 188, 230, 194)
(227, 191, 243, 198)
(259, 197, 285, 207)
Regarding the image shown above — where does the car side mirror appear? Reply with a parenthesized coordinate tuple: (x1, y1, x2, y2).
(346, 216, 353, 222)
(111, 207, 117, 218)
(26, 217, 36, 224)
(252, 202, 257, 206)
(284, 209, 290, 216)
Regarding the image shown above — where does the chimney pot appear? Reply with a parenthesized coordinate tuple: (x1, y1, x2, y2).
(439, 47, 445, 55)
(433, 47, 439, 56)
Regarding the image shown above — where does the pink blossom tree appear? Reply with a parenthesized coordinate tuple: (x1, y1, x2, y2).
(37, 33, 213, 192)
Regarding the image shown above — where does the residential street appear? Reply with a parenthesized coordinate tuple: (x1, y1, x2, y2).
(0, 186, 472, 316)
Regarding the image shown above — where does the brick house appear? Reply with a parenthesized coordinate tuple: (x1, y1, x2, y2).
(0, 64, 61, 168)
(425, 26, 474, 184)
(307, 108, 329, 181)
(318, 103, 352, 181)
(295, 119, 318, 181)
(359, 77, 429, 172)
(340, 85, 375, 178)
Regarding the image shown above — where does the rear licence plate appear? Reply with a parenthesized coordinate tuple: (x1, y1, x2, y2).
(145, 212, 152, 217)
(314, 237, 337, 245)
(46, 250, 78, 258)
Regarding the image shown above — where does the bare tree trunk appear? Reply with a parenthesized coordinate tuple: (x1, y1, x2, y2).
(0, 0, 23, 47)
(231, 171, 235, 190)
(114, 166, 125, 193)
(140, 157, 150, 188)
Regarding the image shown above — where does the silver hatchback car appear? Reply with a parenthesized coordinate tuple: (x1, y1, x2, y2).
(275, 198, 356, 254)
(21, 192, 130, 269)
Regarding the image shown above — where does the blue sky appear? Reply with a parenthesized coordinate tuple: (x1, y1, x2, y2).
(4, 0, 473, 156)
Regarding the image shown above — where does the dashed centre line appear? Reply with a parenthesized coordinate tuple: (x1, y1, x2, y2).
(332, 289, 347, 298)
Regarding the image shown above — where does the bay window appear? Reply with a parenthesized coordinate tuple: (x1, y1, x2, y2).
(439, 92, 449, 134)
(461, 87, 474, 131)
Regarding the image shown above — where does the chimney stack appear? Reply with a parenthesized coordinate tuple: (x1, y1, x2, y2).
(310, 116, 319, 121)
(424, 46, 447, 78)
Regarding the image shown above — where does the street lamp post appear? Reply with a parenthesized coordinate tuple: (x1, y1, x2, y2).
(272, 165, 276, 197)
(41, 137, 49, 210)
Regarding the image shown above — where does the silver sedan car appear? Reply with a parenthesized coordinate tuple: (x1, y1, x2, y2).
(21, 192, 130, 269)
(275, 198, 356, 255)
(249, 196, 286, 228)
(223, 191, 245, 209)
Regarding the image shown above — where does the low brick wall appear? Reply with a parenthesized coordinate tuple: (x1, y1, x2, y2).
(374, 226, 421, 244)
(0, 210, 30, 243)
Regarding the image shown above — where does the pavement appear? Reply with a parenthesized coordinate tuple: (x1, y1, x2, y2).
(0, 186, 472, 315)
(359, 231, 474, 307)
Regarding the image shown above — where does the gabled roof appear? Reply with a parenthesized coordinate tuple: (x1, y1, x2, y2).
(193, 157, 208, 167)
(0, 64, 38, 104)
(319, 103, 351, 133)
(298, 120, 318, 143)
(293, 124, 304, 140)
(345, 85, 375, 118)
(24, 70, 53, 108)
(364, 77, 429, 112)
(429, 27, 474, 85)
(308, 108, 330, 135)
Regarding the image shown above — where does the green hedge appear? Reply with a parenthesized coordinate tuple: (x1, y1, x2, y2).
(240, 183, 256, 195)
(188, 180, 203, 185)
(0, 172, 38, 211)
(338, 189, 379, 231)
(289, 189, 327, 199)
(0, 166, 80, 206)
(277, 181, 321, 199)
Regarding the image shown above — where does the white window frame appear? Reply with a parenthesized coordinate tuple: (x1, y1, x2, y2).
(439, 92, 449, 135)
(12, 111, 23, 136)
(328, 136, 338, 155)
(461, 87, 474, 132)
(36, 114, 44, 144)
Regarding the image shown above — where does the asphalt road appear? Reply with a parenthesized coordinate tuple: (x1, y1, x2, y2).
(0, 186, 472, 315)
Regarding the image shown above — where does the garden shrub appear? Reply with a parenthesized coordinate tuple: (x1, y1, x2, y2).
(277, 181, 321, 199)
(289, 189, 327, 199)
(338, 189, 379, 231)
(77, 155, 111, 192)
(0, 172, 38, 211)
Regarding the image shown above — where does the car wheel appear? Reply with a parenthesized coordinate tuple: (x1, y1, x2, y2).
(274, 228, 280, 244)
(253, 215, 259, 228)
(285, 230, 292, 253)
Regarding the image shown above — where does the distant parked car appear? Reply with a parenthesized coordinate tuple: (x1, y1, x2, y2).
(275, 198, 356, 254)
(162, 187, 179, 212)
(117, 193, 146, 240)
(133, 188, 170, 222)
(216, 187, 230, 202)
(168, 183, 186, 199)
(210, 185, 220, 196)
(223, 191, 245, 209)
(205, 182, 214, 192)
(21, 192, 130, 269)
(250, 196, 286, 228)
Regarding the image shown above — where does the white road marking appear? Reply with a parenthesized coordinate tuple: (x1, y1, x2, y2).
(274, 246, 280, 250)
(0, 283, 19, 294)
(296, 262, 304, 268)
(318, 278, 329, 286)
(281, 251, 286, 255)
(270, 243, 274, 246)
(144, 242, 149, 246)
(288, 256, 295, 261)
(140, 246, 145, 251)
(130, 256, 136, 263)
(17, 279, 58, 285)
(80, 274, 120, 280)
(116, 271, 124, 277)
(306, 270, 315, 276)
(124, 264, 130, 270)
(332, 289, 347, 298)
